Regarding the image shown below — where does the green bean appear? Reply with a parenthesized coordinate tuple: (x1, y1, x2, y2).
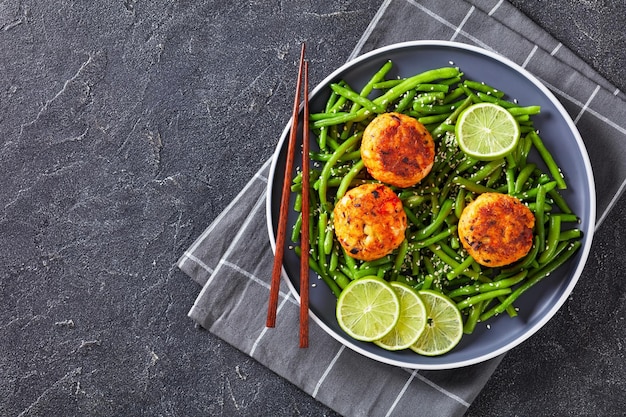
(312, 111, 369, 128)
(403, 206, 423, 228)
(548, 188, 573, 214)
(339, 264, 355, 280)
(411, 225, 457, 249)
(446, 255, 475, 280)
(335, 159, 365, 201)
(359, 255, 394, 270)
(351, 266, 385, 280)
(414, 91, 446, 105)
(417, 113, 450, 125)
(538, 215, 561, 264)
(527, 202, 553, 213)
(454, 154, 480, 174)
(318, 132, 362, 207)
(415, 83, 450, 93)
(505, 153, 517, 170)
(428, 243, 462, 273)
(552, 213, 579, 223)
(529, 130, 567, 189)
(403, 194, 429, 209)
(514, 163, 537, 193)
(559, 228, 582, 241)
(291, 212, 303, 242)
(461, 85, 480, 103)
(310, 149, 362, 163)
(468, 159, 506, 182)
(446, 276, 473, 290)
(391, 239, 409, 280)
(355, 60, 393, 104)
(373, 79, 404, 89)
(480, 240, 582, 321)
(439, 241, 463, 263)
(440, 75, 463, 86)
(454, 187, 466, 219)
(373, 67, 460, 108)
(447, 283, 481, 298)
(422, 274, 434, 290)
(456, 288, 512, 310)
(448, 270, 527, 299)
(463, 301, 483, 334)
(451, 176, 498, 194)
(323, 214, 335, 255)
(340, 245, 358, 270)
(410, 248, 421, 276)
(414, 99, 466, 115)
(482, 270, 528, 290)
(449, 235, 460, 250)
(309, 112, 352, 121)
(463, 80, 505, 98)
(415, 199, 454, 240)
(507, 105, 541, 117)
(329, 243, 339, 271)
(325, 88, 339, 112)
(535, 184, 548, 253)
(330, 83, 385, 114)
(329, 269, 352, 290)
(443, 87, 466, 104)
(292, 191, 303, 212)
(295, 246, 342, 297)
(474, 92, 517, 108)
(318, 210, 328, 262)
(514, 181, 557, 201)
(395, 89, 417, 113)
(377, 267, 388, 279)
(486, 166, 504, 188)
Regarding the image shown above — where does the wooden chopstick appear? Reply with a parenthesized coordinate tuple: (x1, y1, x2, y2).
(299, 60, 310, 348)
(266, 43, 306, 329)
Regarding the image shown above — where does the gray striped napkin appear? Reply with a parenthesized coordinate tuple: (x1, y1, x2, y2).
(178, 0, 626, 416)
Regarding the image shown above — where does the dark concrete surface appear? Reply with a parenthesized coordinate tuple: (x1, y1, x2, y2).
(0, 1, 624, 416)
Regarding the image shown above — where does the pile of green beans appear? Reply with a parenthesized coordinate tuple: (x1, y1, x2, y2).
(290, 60, 582, 337)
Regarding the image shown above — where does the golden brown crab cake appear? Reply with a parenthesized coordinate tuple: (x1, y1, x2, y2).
(333, 183, 407, 261)
(458, 192, 535, 267)
(361, 112, 435, 188)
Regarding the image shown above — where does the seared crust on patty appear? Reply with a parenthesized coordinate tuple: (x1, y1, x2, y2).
(333, 183, 407, 261)
(361, 112, 435, 188)
(458, 193, 535, 267)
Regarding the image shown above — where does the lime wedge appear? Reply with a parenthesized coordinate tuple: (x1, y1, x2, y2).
(336, 276, 400, 342)
(410, 290, 463, 356)
(374, 281, 427, 351)
(455, 102, 520, 160)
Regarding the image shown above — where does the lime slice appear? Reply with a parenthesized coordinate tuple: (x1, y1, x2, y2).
(374, 281, 427, 351)
(455, 102, 520, 160)
(410, 290, 463, 356)
(336, 276, 400, 342)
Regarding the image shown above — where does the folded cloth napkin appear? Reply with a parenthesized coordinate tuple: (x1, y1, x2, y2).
(178, 0, 626, 416)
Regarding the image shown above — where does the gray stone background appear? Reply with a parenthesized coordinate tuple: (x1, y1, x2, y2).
(1, 1, 624, 416)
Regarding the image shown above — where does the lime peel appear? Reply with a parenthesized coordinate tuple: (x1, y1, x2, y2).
(374, 281, 427, 351)
(336, 276, 400, 342)
(455, 102, 520, 161)
(410, 289, 463, 356)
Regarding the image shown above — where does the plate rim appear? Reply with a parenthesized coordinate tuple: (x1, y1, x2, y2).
(265, 40, 596, 370)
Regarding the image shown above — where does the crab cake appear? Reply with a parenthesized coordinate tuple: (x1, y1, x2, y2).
(458, 193, 535, 267)
(333, 183, 407, 261)
(361, 112, 435, 188)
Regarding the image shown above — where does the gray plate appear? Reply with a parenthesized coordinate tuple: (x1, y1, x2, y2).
(266, 41, 596, 369)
